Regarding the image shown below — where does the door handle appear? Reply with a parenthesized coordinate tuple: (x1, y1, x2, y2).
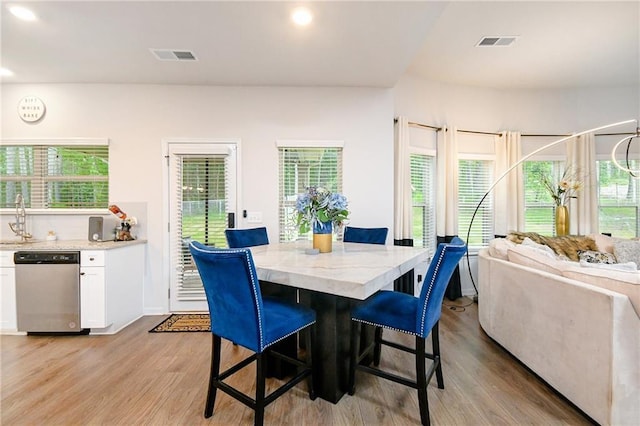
(227, 212, 235, 228)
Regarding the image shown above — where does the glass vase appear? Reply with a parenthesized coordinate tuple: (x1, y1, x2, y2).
(555, 205, 569, 236)
(313, 221, 333, 253)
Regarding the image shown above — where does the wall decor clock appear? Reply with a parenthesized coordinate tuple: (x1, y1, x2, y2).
(18, 96, 46, 123)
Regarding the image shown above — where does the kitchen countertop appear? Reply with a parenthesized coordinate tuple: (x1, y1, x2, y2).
(0, 239, 146, 251)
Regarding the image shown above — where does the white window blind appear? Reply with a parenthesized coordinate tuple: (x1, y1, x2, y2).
(458, 159, 494, 247)
(597, 159, 639, 238)
(523, 160, 563, 235)
(173, 154, 229, 299)
(410, 153, 436, 254)
(278, 147, 343, 242)
(0, 143, 109, 209)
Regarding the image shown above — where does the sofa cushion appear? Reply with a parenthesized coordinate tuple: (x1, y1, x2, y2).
(507, 244, 571, 276)
(578, 260, 638, 272)
(613, 239, 640, 269)
(562, 266, 640, 317)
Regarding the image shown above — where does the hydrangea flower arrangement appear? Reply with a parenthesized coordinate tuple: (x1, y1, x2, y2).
(295, 186, 349, 234)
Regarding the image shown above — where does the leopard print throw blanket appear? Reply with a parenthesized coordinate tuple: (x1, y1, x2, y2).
(506, 231, 597, 261)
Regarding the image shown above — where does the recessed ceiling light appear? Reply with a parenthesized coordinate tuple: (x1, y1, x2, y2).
(9, 5, 37, 21)
(0, 68, 14, 77)
(291, 7, 312, 26)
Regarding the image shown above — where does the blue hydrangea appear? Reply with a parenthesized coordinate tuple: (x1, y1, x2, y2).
(295, 186, 349, 234)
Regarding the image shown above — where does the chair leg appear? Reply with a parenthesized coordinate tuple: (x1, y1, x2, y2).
(415, 336, 430, 426)
(431, 321, 444, 389)
(204, 334, 221, 418)
(348, 320, 361, 395)
(305, 325, 316, 400)
(255, 353, 266, 426)
(373, 326, 383, 366)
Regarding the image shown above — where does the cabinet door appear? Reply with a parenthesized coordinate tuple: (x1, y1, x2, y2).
(80, 267, 108, 328)
(0, 267, 17, 331)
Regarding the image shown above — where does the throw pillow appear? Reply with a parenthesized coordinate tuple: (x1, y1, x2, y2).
(521, 237, 557, 257)
(507, 231, 597, 261)
(588, 233, 615, 254)
(613, 239, 640, 269)
(577, 250, 617, 264)
(488, 238, 516, 260)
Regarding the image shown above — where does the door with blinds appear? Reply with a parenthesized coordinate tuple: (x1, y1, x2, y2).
(167, 142, 237, 312)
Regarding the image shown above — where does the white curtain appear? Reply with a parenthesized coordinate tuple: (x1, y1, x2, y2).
(393, 117, 412, 242)
(567, 132, 598, 234)
(436, 125, 458, 237)
(494, 131, 524, 235)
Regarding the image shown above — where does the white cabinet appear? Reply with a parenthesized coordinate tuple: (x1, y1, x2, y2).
(0, 242, 144, 335)
(80, 251, 108, 328)
(0, 251, 16, 331)
(80, 245, 144, 334)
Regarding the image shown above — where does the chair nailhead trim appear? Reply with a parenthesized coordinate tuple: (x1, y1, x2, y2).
(352, 318, 417, 336)
(266, 320, 317, 348)
(419, 246, 447, 336)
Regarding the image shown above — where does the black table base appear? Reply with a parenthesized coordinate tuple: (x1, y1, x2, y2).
(262, 268, 415, 404)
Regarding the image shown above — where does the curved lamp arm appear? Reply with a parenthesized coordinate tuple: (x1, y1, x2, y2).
(611, 131, 640, 176)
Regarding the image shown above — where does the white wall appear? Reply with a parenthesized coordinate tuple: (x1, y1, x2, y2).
(393, 73, 640, 296)
(1, 84, 395, 313)
(2, 77, 637, 307)
(394, 73, 639, 135)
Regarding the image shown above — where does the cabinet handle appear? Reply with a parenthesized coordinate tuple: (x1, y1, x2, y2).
(80, 272, 85, 276)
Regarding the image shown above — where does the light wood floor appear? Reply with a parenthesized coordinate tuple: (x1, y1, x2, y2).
(1, 298, 594, 425)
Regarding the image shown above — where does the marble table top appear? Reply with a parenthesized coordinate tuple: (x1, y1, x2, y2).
(250, 241, 429, 300)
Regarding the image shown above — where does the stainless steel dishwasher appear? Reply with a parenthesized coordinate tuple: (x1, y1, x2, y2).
(14, 251, 87, 334)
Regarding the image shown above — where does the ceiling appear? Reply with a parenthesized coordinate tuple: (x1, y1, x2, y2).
(1, 1, 638, 90)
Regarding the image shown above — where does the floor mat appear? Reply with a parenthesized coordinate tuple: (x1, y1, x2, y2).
(148, 313, 210, 332)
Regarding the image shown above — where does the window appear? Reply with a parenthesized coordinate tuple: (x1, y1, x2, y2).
(597, 159, 639, 238)
(458, 158, 493, 247)
(410, 153, 436, 254)
(278, 143, 343, 242)
(0, 140, 109, 209)
(523, 160, 564, 235)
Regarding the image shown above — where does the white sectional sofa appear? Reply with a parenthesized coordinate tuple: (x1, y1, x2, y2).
(478, 238, 640, 426)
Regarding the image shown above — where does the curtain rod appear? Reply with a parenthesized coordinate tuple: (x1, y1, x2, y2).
(407, 120, 441, 131)
(396, 118, 637, 138)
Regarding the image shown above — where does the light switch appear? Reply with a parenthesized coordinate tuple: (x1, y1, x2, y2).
(247, 212, 262, 223)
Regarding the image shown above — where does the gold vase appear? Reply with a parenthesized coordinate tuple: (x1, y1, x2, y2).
(555, 205, 569, 236)
(313, 233, 332, 253)
(312, 221, 333, 253)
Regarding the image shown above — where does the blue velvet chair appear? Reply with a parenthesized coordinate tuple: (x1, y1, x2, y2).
(189, 241, 316, 426)
(225, 227, 269, 248)
(348, 237, 467, 426)
(343, 226, 388, 245)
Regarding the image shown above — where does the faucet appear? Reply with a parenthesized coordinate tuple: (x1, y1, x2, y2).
(8, 194, 32, 242)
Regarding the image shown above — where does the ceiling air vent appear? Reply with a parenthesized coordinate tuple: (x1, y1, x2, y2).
(476, 36, 518, 47)
(150, 49, 198, 61)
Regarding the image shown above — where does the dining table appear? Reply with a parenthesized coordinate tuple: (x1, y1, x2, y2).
(250, 240, 430, 403)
